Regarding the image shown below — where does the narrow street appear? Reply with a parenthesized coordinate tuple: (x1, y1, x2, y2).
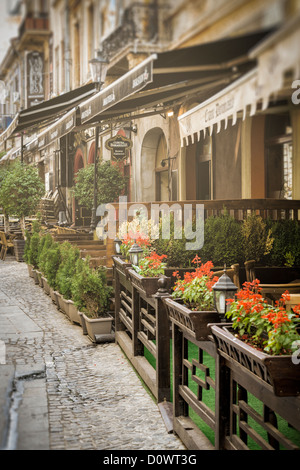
(0, 256, 186, 451)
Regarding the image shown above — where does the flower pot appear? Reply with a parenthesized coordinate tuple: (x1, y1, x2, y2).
(210, 323, 300, 397)
(13, 239, 26, 262)
(82, 312, 114, 343)
(50, 288, 58, 304)
(41, 276, 50, 295)
(36, 270, 44, 288)
(164, 297, 221, 341)
(68, 300, 82, 325)
(31, 269, 39, 285)
(78, 311, 88, 335)
(27, 264, 34, 278)
(128, 268, 171, 297)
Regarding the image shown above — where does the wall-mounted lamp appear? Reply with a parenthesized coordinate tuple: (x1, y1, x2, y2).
(160, 156, 176, 167)
(89, 50, 109, 87)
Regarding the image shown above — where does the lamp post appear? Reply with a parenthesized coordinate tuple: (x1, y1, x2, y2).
(89, 51, 108, 234)
(114, 237, 122, 255)
(128, 241, 143, 266)
(212, 266, 238, 321)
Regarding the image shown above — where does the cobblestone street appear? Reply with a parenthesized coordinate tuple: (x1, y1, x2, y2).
(0, 256, 186, 451)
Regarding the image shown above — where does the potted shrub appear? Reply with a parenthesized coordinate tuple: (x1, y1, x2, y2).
(38, 233, 54, 295)
(0, 160, 44, 258)
(43, 241, 62, 305)
(56, 242, 81, 322)
(71, 257, 113, 341)
(128, 251, 171, 296)
(164, 255, 221, 341)
(210, 279, 300, 396)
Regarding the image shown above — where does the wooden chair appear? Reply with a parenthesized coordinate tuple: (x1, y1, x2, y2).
(0, 231, 14, 260)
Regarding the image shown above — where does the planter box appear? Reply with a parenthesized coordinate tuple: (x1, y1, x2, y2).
(128, 268, 171, 297)
(55, 293, 71, 318)
(81, 312, 114, 342)
(68, 300, 82, 325)
(31, 269, 39, 285)
(164, 297, 221, 341)
(42, 276, 50, 295)
(13, 239, 26, 262)
(210, 323, 300, 397)
(36, 270, 44, 288)
(27, 264, 34, 278)
(78, 311, 88, 335)
(112, 256, 131, 275)
(50, 288, 58, 304)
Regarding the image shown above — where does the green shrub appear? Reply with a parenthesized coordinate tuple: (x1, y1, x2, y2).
(199, 211, 244, 267)
(44, 242, 61, 289)
(38, 233, 54, 274)
(152, 214, 195, 267)
(265, 219, 300, 267)
(241, 212, 274, 263)
(27, 232, 40, 269)
(71, 258, 112, 318)
(56, 242, 80, 299)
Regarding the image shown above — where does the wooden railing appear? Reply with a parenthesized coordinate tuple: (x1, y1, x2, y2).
(113, 258, 300, 450)
(105, 199, 300, 267)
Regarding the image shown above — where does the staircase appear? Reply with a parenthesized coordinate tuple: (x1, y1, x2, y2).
(39, 188, 72, 225)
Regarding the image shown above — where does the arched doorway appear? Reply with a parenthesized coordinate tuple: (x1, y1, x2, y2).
(140, 128, 168, 201)
(73, 149, 84, 224)
(88, 142, 95, 164)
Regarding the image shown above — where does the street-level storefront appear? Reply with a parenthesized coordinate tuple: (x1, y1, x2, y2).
(178, 15, 300, 206)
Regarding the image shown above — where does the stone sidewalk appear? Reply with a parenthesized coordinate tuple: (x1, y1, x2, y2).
(0, 256, 186, 451)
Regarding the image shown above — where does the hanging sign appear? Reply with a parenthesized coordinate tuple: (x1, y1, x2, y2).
(105, 134, 132, 161)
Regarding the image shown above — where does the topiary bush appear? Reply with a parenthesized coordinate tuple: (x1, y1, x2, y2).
(264, 219, 300, 267)
(56, 242, 80, 299)
(38, 233, 54, 275)
(44, 242, 62, 290)
(241, 212, 274, 263)
(71, 258, 112, 318)
(199, 211, 244, 267)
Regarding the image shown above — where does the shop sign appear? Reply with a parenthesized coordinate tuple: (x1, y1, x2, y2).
(105, 134, 132, 161)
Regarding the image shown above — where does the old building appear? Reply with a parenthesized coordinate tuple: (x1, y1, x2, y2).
(0, 0, 299, 227)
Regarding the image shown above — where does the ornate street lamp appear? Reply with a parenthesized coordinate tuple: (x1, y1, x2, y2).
(128, 241, 143, 266)
(114, 237, 123, 255)
(89, 51, 109, 233)
(212, 266, 238, 320)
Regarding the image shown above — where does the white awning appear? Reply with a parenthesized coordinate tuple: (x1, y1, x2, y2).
(249, 12, 300, 110)
(178, 69, 259, 146)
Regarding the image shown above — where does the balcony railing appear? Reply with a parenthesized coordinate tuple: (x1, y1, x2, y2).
(101, 2, 160, 61)
(19, 14, 49, 39)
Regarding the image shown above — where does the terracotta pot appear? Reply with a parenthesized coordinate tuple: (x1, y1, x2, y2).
(210, 323, 300, 397)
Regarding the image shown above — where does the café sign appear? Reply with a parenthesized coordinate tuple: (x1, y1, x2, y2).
(105, 134, 132, 161)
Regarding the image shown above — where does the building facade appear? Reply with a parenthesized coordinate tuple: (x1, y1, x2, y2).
(0, 0, 300, 226)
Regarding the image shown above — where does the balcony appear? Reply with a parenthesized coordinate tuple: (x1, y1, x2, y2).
(101, 3, 162, 62)
(19, 14, 49, 40)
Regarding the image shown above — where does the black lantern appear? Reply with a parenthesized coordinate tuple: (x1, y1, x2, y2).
(89, 51, 108, 86)
(128, 241, 143, 266)
(212, 266, 238, 320)
(114, 237, 122, 255)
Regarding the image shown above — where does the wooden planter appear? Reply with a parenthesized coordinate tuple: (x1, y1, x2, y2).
(13, 239, 26, 262)
(164, 297, 221, 341)
(210, 323, 300, 397)
(31, 268, 39, 285)
(81, 312, 114, 343)
(36, 270, 44, 288)
(112, 256, 131, 275)
(49, 288, 58, 305)
(128, 268, 171, 297)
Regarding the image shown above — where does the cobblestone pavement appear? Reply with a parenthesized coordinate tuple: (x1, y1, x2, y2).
(0, 256, 186, 451)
